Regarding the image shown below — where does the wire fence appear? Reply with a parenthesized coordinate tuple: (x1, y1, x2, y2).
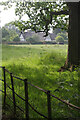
(0, 66, 80, 119)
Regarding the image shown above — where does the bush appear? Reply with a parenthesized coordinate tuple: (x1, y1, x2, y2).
(55, 36, 64, 43)
(57, 32, 68, 40)
(13, 36, 20, 42)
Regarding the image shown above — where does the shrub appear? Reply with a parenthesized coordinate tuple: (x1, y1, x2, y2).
(13, 36, 20, 42)
(57, 32, 68, 40)
(55, 36, 64, 43)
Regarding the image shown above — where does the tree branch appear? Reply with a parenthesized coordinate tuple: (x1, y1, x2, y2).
(51, 10, 69, 15)
(35, 30, 44, 33)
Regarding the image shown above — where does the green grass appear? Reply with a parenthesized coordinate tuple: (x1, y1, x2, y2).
(1, 44, 80, 119)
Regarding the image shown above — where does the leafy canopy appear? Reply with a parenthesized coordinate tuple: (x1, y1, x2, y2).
(0, 1, 69, 36)
(2, 24, 19, 42)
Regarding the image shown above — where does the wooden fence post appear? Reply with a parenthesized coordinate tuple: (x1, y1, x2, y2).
(47, 90, 52, 120)
(24, 79, 29, 120)
(10, 73, 16, 116)
(3, 67, 6, 108)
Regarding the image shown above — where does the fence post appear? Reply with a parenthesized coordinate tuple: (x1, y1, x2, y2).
(47, 90, 52, 120)
(10, 73, 16, 116)
(3, 67, 6, 108)
(24, 79, 29, 120)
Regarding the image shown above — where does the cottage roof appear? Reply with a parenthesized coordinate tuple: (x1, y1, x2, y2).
(49, 33, 56, 40)
(23, 32, 33, 39)
(20, 30, 56, 41)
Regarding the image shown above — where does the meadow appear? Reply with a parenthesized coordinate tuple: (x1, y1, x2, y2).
(1, 44, 80, 119)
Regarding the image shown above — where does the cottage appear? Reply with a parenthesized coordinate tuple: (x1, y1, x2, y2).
(45, 33, 56, 41)
(19, 33, 26, 42)
(19, 30, 56, 42)
(49, 33, 56, 40)
(19, 30, 45, 41)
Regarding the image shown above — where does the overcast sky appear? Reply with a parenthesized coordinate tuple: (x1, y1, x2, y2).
(0, 6, 17, 27)
(0, 0, 28, 27)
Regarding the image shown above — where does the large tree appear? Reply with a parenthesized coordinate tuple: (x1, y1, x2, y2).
(1, 1, 80, 70)
(66, 2, 80, 69)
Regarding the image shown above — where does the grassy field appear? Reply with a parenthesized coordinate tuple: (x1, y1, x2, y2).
(1, 44, 80, 119)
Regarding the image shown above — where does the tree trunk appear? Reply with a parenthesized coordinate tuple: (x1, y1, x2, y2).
(65, 2, 80, 69)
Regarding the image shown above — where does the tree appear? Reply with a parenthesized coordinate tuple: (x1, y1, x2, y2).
(5, 22, 20, 34)
(9, 29, 19, 41)
(14, 2, 69, 35)
(14, 1, 80, 69)
(2, 27, 9, 38)
(2, 24, 19, 42)
(65, 2, 80, 69)
(13, 36, 20, 42)
(2, 27, 10, 42)
(0, 1, 80, 69)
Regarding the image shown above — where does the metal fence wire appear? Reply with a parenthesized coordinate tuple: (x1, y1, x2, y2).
(0, 66, 80, 119)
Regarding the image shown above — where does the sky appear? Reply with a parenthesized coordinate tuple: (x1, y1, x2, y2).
(0, 0, 28, 27)
(0, 6, 18, 27)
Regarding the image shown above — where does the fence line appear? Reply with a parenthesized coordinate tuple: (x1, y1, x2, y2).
(0, 66, 80, 119)
(0, 89, 25, 113)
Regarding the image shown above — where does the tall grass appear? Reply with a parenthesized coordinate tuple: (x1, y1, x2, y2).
(2, 44, 80, 118)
